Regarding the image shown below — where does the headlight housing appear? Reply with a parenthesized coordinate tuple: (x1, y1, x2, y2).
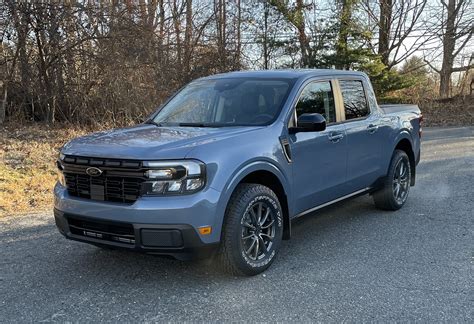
(142, 160, 205, 195)
(56, 155, 66, 187)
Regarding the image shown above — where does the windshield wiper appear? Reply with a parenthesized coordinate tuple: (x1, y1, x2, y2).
(178, 122, 220, 128)
(145, 120, 166, 127)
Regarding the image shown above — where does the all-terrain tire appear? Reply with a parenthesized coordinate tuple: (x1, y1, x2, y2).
(373, 149, 412, 211)
(217, 183, 283, 276)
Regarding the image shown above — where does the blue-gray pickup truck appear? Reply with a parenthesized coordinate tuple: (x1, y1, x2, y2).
(54, 69, 422, 275)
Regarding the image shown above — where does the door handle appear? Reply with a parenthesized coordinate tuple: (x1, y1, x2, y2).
(328, 133, 344, 143)
(367, 124, 378, 134)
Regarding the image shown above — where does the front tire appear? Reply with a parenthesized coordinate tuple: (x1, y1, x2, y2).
(373, 149, 411, 210)
(218, 183, 283, 276)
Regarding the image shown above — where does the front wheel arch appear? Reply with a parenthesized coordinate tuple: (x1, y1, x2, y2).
(219, 162, 291, 241)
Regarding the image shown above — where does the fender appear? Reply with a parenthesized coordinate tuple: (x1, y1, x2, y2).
(392, 129, 413, 150)
(389, 129, 417, 185)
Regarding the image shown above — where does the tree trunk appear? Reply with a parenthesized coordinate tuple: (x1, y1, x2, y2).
(295, 0, 311, 67)
(263, 2, 269, 69)
(0, 87, 6, 124)
(215, 0, 227, 71)
(184, 0, 193, 81)
(439, 0, 456, 98)
(336, 0, 352, 69)
(236, 0, 241, 69)
(172, 0, 182, 69)
(378, 0, 392, 66)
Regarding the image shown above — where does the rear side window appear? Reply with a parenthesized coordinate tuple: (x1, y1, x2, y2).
(295, 81, 336, 123)
(339, 80, 369, 120)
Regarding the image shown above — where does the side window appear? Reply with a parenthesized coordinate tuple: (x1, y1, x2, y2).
(339, 80, 369, 120)
(295, 81, 336, 124)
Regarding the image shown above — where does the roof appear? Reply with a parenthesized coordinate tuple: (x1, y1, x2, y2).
(202, 69, 367, 80)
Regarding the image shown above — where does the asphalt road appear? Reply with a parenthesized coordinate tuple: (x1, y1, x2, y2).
(1, 127, 473, 322)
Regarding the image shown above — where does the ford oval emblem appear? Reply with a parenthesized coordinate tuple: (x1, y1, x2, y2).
(86, 167, 103, 177)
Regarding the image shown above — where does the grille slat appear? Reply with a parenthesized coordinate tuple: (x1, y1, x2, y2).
(63, 156, 145, 204)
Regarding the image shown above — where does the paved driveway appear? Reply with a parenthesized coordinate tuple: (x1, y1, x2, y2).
(1, 127, 473, 322)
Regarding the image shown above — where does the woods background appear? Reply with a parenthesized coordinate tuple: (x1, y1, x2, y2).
(1, 0, 473, 127)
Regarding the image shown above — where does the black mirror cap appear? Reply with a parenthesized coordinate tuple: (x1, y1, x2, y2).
(291, 113, 326, 133)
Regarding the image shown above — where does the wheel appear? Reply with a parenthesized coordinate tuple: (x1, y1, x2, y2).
(217, 183, 283, 276)
(373, 149, 411, 210)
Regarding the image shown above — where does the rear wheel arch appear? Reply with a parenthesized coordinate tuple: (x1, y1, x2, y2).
(394, 138, 416, 186)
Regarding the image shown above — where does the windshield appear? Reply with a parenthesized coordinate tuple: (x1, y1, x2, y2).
(152, 78, 294, 127)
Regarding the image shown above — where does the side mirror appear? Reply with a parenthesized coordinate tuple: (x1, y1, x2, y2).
(290, 113, 326, 133)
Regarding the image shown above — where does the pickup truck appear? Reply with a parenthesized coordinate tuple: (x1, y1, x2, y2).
(54, 69, 422, 275)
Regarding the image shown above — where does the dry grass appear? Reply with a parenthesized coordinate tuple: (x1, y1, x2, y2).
(0, 124, 97, 217)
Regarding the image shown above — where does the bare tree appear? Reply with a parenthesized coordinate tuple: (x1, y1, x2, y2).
(361, 0, 431, 68)
(268, 0, 313, 67)
(424, 0, 473, 98)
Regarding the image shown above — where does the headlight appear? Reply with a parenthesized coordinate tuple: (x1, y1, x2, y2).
(142, 160, 205, 195)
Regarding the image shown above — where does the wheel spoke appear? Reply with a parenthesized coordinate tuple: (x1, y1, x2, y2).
(243, 222, 255, 230)
(261, 219, 274, 229)
(260, 208, 270, 226)
(257, 202, 263, 224)
(253, 237, 260, 259)
(258, 235, 267, 252)
(394, 184, 400, 198)
(249, 208, 258, 225)
(246, 238, 257, 255)
(242, 234, 254, 240)
(260, 232, 274, 241)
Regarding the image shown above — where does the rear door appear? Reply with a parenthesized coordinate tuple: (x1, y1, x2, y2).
(288, 79, 348, 215)
(337, 78, 383, 192)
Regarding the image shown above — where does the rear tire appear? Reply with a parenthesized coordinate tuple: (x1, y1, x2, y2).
(373, 150, 411, 211)
(217, 183, 283, 276)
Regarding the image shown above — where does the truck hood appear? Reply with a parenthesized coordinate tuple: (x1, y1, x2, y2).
(61, 124, 261, 160)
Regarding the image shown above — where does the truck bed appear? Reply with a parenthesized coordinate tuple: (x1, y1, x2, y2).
(379, 104, 420, 115)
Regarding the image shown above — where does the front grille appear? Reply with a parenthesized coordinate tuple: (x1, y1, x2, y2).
(61, 156, 145, 204)
(67, 216, 135, 245)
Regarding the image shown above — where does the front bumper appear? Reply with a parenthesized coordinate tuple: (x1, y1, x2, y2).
(53, 184, 224, 260)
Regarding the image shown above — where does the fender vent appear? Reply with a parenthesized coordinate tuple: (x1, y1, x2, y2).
(279, 137, 292, 163)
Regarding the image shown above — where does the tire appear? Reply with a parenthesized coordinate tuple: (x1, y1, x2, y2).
(373, 149, 412, 211)
(217, 183, 283, 276)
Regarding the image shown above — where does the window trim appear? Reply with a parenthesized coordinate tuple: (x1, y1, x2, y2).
(336, 77, 373, 123)
(287, 78, 343, 128)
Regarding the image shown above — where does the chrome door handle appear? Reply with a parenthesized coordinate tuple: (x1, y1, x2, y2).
(328, 133, 344, 143)
(367, 124, 378, 134)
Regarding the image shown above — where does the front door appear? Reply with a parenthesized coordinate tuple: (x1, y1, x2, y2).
(289, 80, 348, 215)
